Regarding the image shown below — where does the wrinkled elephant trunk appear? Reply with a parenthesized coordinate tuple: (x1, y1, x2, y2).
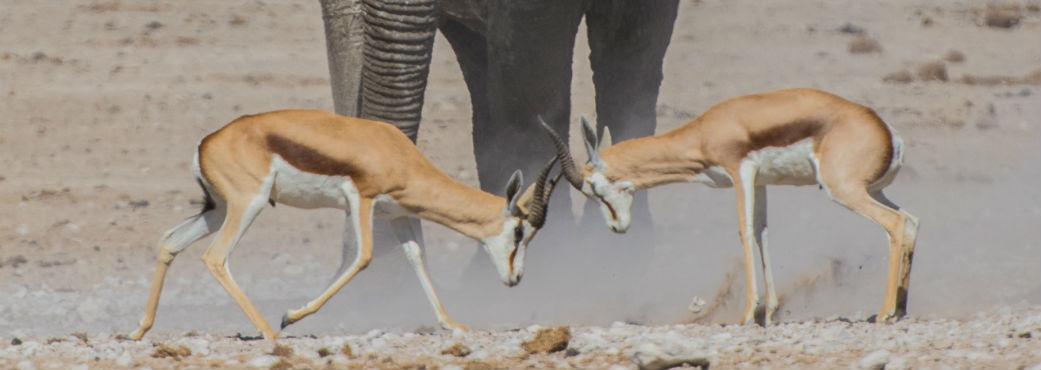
(320, 0, 438, 142)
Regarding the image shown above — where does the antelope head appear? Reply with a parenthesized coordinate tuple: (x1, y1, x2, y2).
(483, 158, 562, 286)
(540, 117, 635, 233)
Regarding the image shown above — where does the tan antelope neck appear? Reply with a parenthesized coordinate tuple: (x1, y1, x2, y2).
(592, 88, 894, 187)
(199, 109, 509, 239)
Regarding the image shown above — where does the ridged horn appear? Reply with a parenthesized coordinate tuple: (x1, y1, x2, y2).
(526, 157, 558, 228)
(537, 115, 583, 189)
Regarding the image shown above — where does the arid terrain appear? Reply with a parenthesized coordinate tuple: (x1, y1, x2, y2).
(1, 0, 1040, 369)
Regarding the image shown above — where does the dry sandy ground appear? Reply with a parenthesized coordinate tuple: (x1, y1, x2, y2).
(2, 0, 1040, 368)
(2, 307, 1040, 369)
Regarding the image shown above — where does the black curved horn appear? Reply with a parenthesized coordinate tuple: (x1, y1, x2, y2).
(537, 116, 583, 189)
(527, 157, 558, 228)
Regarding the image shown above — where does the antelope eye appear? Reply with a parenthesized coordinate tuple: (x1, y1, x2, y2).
(513, 225, 524, 244)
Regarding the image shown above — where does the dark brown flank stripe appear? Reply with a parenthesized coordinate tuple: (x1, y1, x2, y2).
(265, 134, 361, 177)
(747, 118, 822, 152)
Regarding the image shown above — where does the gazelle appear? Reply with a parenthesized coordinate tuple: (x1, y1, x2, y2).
(129, 110, 561, 341)
(542, 88, 920, 325)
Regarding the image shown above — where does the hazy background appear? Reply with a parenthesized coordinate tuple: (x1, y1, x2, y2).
(1, 0, 1039, 337)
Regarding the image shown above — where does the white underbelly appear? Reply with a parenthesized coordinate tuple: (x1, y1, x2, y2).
(270, 156, 350, 209)
(269, 156, 411, 218)
(744, 139, 819, 186)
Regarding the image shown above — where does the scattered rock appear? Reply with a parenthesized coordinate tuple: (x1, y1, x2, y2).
(270, 344, 294, 357)
(71, 332, 88, 343)
(441, 343, 472, 357)
(632, 343, 710, 370)
(115, 350, 133, 367)
(883, 70, 914, 84)
(521, 327, 571, 354)
(0, 255, 28, 268)
(145, 21, 164, 31)
(270, 358, 293, 370)
(687, 296, 707, 314)
(317, 347, 332, 357)
(887, 356, 910, 370)
(247, 355, 280, 368)
(837, 23, 865, 34)
(857, 350, 890, 370)
(152, 343, 192, 359)
(984, 8, 1021, 28)
(916, 61, 948, 82)
(11, 337, 23, 345)
(943, 50, 965, 63)
(849, 36, 882, 54)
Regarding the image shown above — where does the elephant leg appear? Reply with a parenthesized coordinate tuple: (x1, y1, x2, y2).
(440, 19, 491, 153)
(359, 0, 439, 141)
(583, 0, 680, 270)
(320, 0, 365, 117)
(586, 0, 679, 142)
(480, 0, 588, 197)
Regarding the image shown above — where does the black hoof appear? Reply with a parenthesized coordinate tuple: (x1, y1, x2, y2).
(280, 314, 292, 330)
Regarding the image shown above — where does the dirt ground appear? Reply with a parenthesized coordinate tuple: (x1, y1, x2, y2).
(1, 0, 1040, 369)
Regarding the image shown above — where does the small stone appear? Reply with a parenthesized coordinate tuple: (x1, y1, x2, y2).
(687, 296, 707, 314)
(943, 50, 965, 63)
(984, 9, 1021, 28)
(837, 23, 865, 34)
(858, 350, 890, 370)
(883, 70, 913, 84)
(270, 343, 293, 357)
(887, 356, 909, 370)
(247, 355, 280, 368)
(849, 36, 882, 54)
(916, 61, 948, 82)
(521, 327, 571, 354)
(441, 343, 472, 357)
(152, 343, 192, 359)
(317, 348, 332, 357)
(115, 350, 133, 367)
(11, 337, 22, 345)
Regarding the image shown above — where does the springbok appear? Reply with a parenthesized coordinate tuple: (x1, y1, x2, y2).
(129, 110, 561, 341)
(542, 88, 919, 325)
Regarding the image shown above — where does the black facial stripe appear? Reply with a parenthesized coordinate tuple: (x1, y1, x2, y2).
(590, 182, 618, 221)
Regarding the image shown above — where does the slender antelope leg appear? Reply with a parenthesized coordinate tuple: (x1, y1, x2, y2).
(130, 208, 225, 340)
(202, 191, 276, 340)
(826, 188, 905, 323)
(391, 217, 468, 332)
(752, 185, 779, 325)
(871, 191, 919, 317)
(281, 182, 373, 329)
(733, 164, 761, 325)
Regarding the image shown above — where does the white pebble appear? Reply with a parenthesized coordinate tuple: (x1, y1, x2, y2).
(857, 350, 890, 370)
(247, 355, 280, 368)
(115, 351, 132, 367)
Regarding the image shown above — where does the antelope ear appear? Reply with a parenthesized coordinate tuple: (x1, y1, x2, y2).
(504, 170, 523, 212)
(580, 117, 604, 169)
